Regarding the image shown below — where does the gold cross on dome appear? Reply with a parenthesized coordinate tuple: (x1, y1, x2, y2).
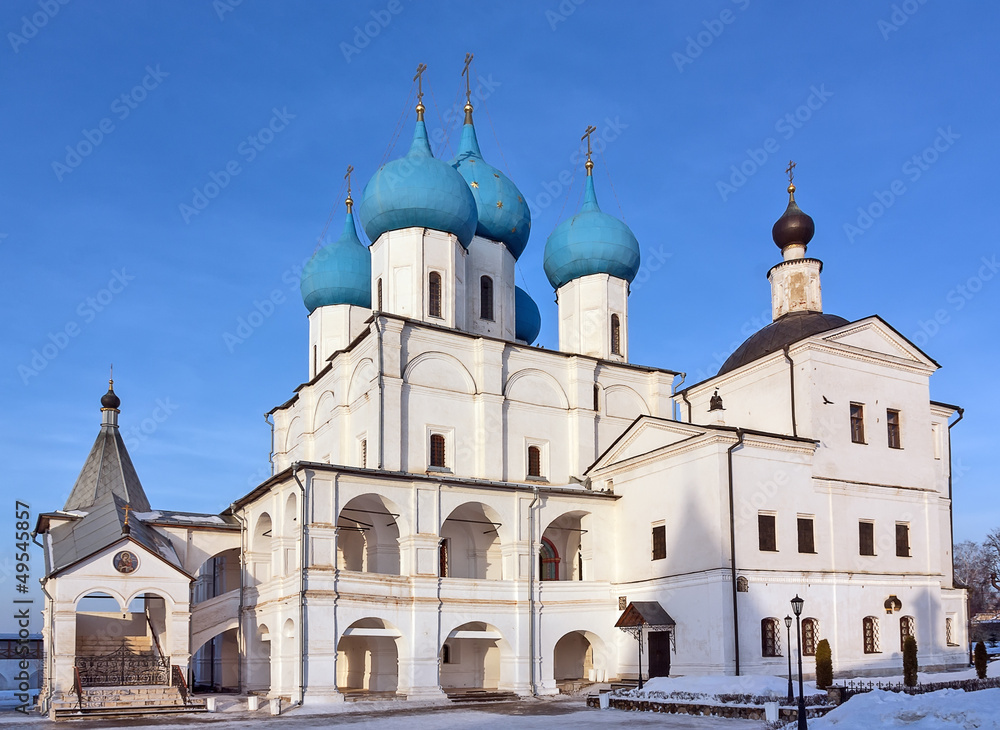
(786, 160, 796, 185)
(413, 63, 428, 105)
(344, 165, 355, 211)
(581, 124, 597, 172)
(122, 503, 133, 527)
(462, 52, 474, 104)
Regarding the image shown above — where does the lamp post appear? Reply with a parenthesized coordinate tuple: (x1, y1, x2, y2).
(791, 595, 807, 729)
(785, 615, 794, 703)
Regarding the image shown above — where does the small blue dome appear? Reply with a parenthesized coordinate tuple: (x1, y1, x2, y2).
(543, 174, 641, 289)
(300, 209, 372, 313)
(451, 120, 531, 259)
(359, 119, 479, 248)
(514, 286, 541, 345)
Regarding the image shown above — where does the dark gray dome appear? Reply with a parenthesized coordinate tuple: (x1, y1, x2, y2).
(718, 311, 850, 375)
(101, 383, 120, 409)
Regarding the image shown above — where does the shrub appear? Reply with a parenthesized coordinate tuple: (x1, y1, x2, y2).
(902, 635, 918, 687)
(815, 639, 833, 689)
(975, 641, 989, 680)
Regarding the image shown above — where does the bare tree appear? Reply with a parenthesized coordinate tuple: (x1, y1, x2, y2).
(954, 540, 998, 617)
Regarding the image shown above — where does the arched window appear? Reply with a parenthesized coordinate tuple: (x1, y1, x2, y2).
(480, 276, 494, 321)
(863, 616, 881, 654)
(428, 272, 442, 318)
(899, 615, 915, 651)
(376, 278, 383, 311)
(761, 617, 781, 657)
(610, 314, 621, 355)
(736, 576, 749, 593)
(802, 618, 818, 656)
(527, 446, 542, 478)
(593, 383, 600, 412)
(430, 433, 446, 468)
(539, 537, 559, 581)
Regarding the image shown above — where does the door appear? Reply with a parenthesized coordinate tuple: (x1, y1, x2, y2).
(647, 631, 671, 678)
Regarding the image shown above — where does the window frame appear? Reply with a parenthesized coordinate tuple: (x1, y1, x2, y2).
(899, 615, 915, 652)
(651, 523, 666, 561)
(859, 520, 876, 556)
(428, 271, 443, 319)
(610, 313, 621, 355)
(850, 402, 866, 444)
(895, 522, 911, 558)
(802, 617, 818, 656)
(887, 408, 902, 449)
(761, 617, 782, 657)
(540, 536, 560, 581)
(863, 615, 881, 654)
(797, 516, 816, 554)
(429, 432, 447, 469)
(758, 513, 777, 552)
(480, 275, 494, 321)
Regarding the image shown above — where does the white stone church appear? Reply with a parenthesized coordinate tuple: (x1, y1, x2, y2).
(33, 76, 967, 716)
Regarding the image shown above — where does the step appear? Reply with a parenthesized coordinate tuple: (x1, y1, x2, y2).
(446, 690, 519, 703)
(54, 704, 208, 720)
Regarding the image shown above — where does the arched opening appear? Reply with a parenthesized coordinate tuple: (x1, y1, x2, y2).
(541, 511, 591, 581)
(193, 548, 241, 605)
(74, 590, 171, 687)
(284, 492, 298, 536)
(610, 314, 621, 355)
(191, 628, 238, 692)
(428, 271, 442, 318)
(480, 275, 494, 321)
(802, 617, 819, 656)
(336, 494, 402, 575)
(441, 622, 510, 693)
(336, 617, 401, 696)
(252, 512, 273, 585)
(553, 631, 600, 685)
(247, 622, 271, 695)
(899, 615, 915, 652)
(761, 617, 781, 657)
(440, 502, 503, 579)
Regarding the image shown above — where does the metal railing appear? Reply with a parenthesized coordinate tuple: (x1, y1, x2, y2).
(75, 640, 170, 687)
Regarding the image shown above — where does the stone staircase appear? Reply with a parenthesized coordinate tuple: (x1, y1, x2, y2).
(445, 689, 520, 703)
(51, 685, 207, 720)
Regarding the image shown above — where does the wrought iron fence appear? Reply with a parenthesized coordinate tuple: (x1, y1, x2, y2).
(75, 641, 170, 687)
(840, 676, 1000, 701)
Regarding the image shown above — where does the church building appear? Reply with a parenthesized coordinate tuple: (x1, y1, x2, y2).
(33, 68, 967, 716)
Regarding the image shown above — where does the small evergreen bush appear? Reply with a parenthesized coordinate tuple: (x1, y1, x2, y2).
(974, 641, 988, 680)
(815, 639, 833, 689)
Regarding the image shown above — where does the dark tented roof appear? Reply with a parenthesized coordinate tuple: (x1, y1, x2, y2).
(718, 311, 850, 376)
(615, 601, 676, 629)
(63, 423, 150, 512)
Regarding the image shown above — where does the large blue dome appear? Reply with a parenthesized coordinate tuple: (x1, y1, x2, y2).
(543, 174, 641, 289)
(300, 208, 372, 313)
(359, 119, 478, 248)
(514, 286, 541, 345)
(450, 118, 531, 259)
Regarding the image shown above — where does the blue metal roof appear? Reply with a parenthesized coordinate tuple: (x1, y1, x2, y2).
(359, 120, 478, 248)
(542, 174, 640, 289)
(514, 286, 541, 345)
(300, 209, 372, 312)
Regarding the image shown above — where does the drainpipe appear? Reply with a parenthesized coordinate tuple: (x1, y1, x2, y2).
(374, 317, 385, 469)
(264, 414, 275, 476)
(946, 407, 965, 661)
(679, 388, 693, 424)
(671, 373, 687, 422)
(39, 576, 55, 714)
(230, 505, 246, 694)
(782, 346, 798, 438)
(292, 465, 308, 706)
(528, 487, 540, 695)
(727, 428, 745, 675)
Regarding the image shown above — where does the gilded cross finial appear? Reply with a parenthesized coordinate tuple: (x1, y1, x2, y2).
(344, 165, 355, 212)
(462, 53, 474, 123)
(413, 63, 428, 120)
(109, 363, 114, 389)
(122, 503, 132, 527)
(786, 159, 796, 200)
(581, 125, 597, 175)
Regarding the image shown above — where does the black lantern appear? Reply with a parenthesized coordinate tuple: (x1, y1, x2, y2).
(784, 615, 794, 703)
(790, 595, 807, 729)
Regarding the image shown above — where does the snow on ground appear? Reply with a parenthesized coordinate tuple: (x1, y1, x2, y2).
(811, 687, 1000, 729)
(631, 673, 825, 699)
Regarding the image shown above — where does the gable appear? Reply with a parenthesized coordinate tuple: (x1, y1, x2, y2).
(589, 417, 706, 473)
(819, 317, 938, 368)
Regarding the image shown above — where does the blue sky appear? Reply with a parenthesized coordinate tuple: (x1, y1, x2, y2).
(3, 1, 999, 627)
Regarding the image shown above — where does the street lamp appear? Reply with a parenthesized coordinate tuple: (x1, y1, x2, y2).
(785, 615, 794, 703)
(791, 595, 807, 729)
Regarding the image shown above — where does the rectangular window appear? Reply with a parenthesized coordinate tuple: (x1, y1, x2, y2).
(439, 538, 449, 577)
(527, 445, 542, 478)
(864, 616, 881, 654)
(430, 433, 446, 468)
(896, 523, 910, 557)
(480, 276, 494, 321)
(797, 517, 815, 554)
(850, 403, 866, 444)
(761, 618, 781, 657)
(887, 409, 901, 449)
(859, 521, 875, 556)
(651, 524, 666, 561)
(758, 513, 777, 552)
(946, 616, 957, 646)
(428, 272, 442, 318)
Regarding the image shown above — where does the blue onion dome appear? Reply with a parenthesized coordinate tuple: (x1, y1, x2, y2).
(300, 203, 372, 313)
(450, 104, 531, 259)
(514, 286, 541, 345)
(358, 112, 478, 248)
(543, 169, 641, 289)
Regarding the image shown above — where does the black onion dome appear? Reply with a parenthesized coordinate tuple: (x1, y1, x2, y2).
(772, 187, 815, 249)
(718, 311, 850, 375)
(101, 382, 121, 409)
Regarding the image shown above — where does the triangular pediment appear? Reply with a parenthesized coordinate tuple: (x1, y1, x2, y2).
(819, 316, 938, 368)
(588, 417, 708, 474)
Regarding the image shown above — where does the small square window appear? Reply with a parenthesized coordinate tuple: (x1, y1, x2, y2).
(651, 524, 666, 561)
(758, 514, 777, 552)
